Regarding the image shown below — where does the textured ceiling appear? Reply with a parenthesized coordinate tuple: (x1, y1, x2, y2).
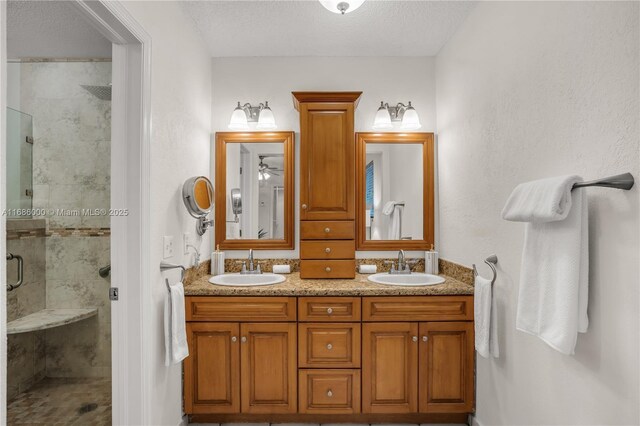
(7, 0, 112, 59)
(182, 1, 476, 57)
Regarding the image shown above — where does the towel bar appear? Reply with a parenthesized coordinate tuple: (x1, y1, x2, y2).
(160, 262, 186, 290)
(473, 254, 498, 286)
(572, 172, 634, 190)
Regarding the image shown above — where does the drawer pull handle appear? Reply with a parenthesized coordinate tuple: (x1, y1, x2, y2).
(325, 247, 331, 253)
(231, 336, 237, 342)
(326, 307, 333, 314)
(324, 227, 331, 233)
(326, 343, 333, 350)
(325, 267, 332, 273)
(241, 336, 247, 343)
(412, 335, 418, 342)
(302, 204, 308, 210)
(422, 335, 428, 342)
(327, 389, 333, 397)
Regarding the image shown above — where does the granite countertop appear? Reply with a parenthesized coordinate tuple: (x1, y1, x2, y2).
(184, 272, 474, 297)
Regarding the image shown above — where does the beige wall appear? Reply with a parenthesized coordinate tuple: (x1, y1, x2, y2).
(436, 2, 639, 424)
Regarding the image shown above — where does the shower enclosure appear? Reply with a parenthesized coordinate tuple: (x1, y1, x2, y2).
(5, 60, 112, 425)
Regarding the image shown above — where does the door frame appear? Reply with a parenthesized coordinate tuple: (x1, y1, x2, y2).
(0, 2, 152, 424)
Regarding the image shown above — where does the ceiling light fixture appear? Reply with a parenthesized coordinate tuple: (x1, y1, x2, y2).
(319, 0, 365, 15)
(228, 101, 277, 130)
(372, 101, 422, 130)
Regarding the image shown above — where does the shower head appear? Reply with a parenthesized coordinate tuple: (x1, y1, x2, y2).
(81, 84, 111, 101)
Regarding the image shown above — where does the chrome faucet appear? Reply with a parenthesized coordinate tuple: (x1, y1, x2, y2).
(385, 250, 416, 274)
(237, 249, 262, 274)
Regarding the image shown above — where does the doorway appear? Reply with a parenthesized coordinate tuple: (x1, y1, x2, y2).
(1, 1, 152, 424)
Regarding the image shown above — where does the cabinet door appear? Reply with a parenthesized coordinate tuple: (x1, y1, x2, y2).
(362, 322, 418, 413)
(419, 322, 474, 413)
(299, 102, 355, 220)
(184, 323, 240, 414)
(240, 323, 297, 413)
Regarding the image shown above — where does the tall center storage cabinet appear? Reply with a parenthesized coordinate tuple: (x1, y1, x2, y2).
(293, 92, 362, 279)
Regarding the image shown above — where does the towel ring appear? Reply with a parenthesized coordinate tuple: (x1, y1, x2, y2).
(160, 262, 186, 291)
(473, 254, 498, 286)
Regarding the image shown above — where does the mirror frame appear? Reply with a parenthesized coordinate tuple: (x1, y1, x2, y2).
(355, 132, 435, 251)
(215, 131, 295, 250)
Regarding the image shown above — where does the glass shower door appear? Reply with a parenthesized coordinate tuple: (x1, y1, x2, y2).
(6, 107, 33, 217)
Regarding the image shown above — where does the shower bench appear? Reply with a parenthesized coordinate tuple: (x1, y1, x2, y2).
(6, 308, 98, 334)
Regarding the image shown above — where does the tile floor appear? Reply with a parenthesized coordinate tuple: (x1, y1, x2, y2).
(6, 377, 111, 425)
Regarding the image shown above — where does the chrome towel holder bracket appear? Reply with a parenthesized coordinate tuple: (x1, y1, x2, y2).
(160, 262, 186, 291)
(473, 254, 498, 285)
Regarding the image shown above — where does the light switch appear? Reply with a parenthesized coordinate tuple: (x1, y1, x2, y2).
(163, 236, 174, 259)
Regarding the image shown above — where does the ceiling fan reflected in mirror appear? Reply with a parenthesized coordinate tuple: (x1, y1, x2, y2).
(258, 155, 282, 181)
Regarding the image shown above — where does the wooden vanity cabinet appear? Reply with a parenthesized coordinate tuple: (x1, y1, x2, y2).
(294, 92, 361, 279)
(185, 295, 474, 422)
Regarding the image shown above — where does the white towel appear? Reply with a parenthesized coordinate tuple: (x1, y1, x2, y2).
(502, 175, 588, 355)
(164, 281, 189, 366)
(474, 275, 499, 358)
(382, 201, 403, 239)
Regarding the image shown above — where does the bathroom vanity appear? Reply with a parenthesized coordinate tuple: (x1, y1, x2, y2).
(194, 91, 473, 423)
(183, 274, 474, 423)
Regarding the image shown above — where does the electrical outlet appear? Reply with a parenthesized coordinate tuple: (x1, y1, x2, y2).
(183, 232, 192, 255)
(163, 236, 174, 259)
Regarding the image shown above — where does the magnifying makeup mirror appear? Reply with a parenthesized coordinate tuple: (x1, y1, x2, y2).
(182, 176, 214, 235)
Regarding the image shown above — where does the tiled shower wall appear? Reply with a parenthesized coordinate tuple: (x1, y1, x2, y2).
(7, 61, 112, 394)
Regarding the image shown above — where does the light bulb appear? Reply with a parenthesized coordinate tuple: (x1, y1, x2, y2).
(256, 102, 277, 130)
(372, 102, 392, 130)
(400, 102, 421, 130)
(228, 102, 249, 130)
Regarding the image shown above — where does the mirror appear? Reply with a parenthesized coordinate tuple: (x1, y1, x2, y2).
(356, 133, 434, 250)
(215, 132, 295, 249)
(182, 176, 214, 235)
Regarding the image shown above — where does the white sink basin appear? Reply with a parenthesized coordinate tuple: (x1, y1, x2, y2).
(209, 273, 286, 287)
(367, 273, 445, 286)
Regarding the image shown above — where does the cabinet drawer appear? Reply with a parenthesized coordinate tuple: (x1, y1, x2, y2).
(299, 369, 361, 414)
(299, 297, 361, 322)
(363, 296, 473, 322)
(300, 260, 356, 279)
(300, 240, 355, 259)
(301, 221, 354, 240)
(299, 323, 361, 368)
(186, 297, 296, 322)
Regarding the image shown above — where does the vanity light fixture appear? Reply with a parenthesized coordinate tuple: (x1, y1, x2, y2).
(372, 101, 422, 130)
(228, 101, 277, 130)
(319, 0, 365, 14)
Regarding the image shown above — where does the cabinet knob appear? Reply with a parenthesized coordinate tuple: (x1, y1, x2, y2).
(422, 335, 428, 342)
(327, 389, 333, 398)
(324, 227, 331, 233)
(231, 336, 237, 342)
(241, 336, 247, 343)
(302, 204, 308, 210)
(326, 343, 333, 350)
(325, 247, 331, 253)
(412, 336, 418, 342)
(326, 307, 333, 314)
(325, 267, 332, 273)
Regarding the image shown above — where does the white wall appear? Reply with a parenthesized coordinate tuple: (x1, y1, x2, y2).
(118, 2, 212, 425)
(436, 2, 639, 425)
(211, 56, 436, 258)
